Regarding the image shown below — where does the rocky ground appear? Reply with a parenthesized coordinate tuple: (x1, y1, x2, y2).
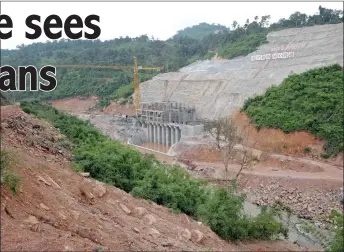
(1, 106, 73, 163)
(181, 160, 343, 224)
(50, 97, 343, 223)
(173, 137, 343, 223)
(238, 176, 343, 223)
(1, 105, 305, 251)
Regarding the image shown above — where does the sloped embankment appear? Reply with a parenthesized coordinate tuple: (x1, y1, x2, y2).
(140, 23, 343, 120)
(0, 105, 234, 251)
(1, 105, 301, 251)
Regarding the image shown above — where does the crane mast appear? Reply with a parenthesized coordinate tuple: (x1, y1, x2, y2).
(133, 56, 140, 112)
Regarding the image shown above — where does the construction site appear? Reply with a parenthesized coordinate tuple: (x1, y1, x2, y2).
(1, 21, 343, 252)
(90, 23, 344, 158)
(139, 23, 343, 119)
(47, 23, 343, 218)
(131, 102, 203, 148)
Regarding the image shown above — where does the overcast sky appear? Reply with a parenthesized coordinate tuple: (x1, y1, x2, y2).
(1, 1, 343, 49)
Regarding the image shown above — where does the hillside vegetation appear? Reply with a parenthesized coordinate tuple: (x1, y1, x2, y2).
(1, 6, 342, 103)
(20, 101, 289, 242)
(173, 23, 229, 40)
(242, 64, 344, 156)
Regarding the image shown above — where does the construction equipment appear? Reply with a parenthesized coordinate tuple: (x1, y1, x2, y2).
(55, 56, 163, 110)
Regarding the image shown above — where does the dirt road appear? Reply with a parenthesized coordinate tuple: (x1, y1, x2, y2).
(192, 160, 343, 181)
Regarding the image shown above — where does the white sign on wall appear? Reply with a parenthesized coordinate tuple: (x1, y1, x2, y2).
(251, 51, 295, 62)
(251, 42, 306, 62)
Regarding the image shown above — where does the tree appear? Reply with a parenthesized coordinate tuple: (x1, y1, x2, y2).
(3, 7, 342, 103)
(260, 15, 271, 27)
(206, 117, 264, 181)
(232, 21, 238, 30)
(233, 123, 262, 180)
(289, 12, 307, 27)
(244, 19, 250, 32)
(205, 117, 244, 179)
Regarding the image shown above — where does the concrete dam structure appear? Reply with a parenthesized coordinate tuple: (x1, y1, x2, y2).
(129, 102, 204, 151)
(140, 23, 343, 120)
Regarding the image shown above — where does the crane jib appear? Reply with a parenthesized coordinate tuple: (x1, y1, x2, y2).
(48, 57, 163, 111)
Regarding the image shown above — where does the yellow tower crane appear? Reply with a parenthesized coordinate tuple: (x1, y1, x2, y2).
(55, 56, 163, 111)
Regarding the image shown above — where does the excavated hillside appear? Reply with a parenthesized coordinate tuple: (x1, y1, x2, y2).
(1, 105, 302, 251)
(140, 23, 343, 120)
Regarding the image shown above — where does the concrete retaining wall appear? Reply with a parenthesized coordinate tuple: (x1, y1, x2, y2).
(180, 124, 204, 139)
(130, 122, 204, 147)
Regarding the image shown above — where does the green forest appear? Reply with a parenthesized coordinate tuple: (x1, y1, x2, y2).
(1, 6, 342, 103)
(173, 22, 228, 40)
(242, 64, 344, 156)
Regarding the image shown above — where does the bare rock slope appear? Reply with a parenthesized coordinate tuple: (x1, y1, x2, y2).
(140, 23, 343, 120)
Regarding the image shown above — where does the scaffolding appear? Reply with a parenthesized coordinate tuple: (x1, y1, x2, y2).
(136, 101, 197, 124)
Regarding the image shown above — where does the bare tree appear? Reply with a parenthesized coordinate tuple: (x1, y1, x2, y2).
(205, 118, 223, 150)
(234, 124, 260, 180)
(206, 117, 265, 181)
(206, 117, 241, 176)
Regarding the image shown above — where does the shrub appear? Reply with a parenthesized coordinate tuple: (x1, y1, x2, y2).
(20, 101, 288, 242)
(118, 98, 127, 105)
(197, 187, 250, 240)
(1, 150, 10, 171)
(113, 84, 134, 100)
(1, 150, 21, 195)
(197, 187, 288, 241)
(321, 153, 330, 159)
(328, 210, 344, 252)
(243, 64, 344, 156)
(132, 165, 208, 216)
(247, 206, 288, 240)
(0, 150, 10, 184)
(98, 97, 111, 108)
(304, 147, 312, 153)
(4, 173, 21, 195)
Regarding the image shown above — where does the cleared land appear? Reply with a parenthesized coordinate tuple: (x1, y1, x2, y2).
(140, 23, 343, 120)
